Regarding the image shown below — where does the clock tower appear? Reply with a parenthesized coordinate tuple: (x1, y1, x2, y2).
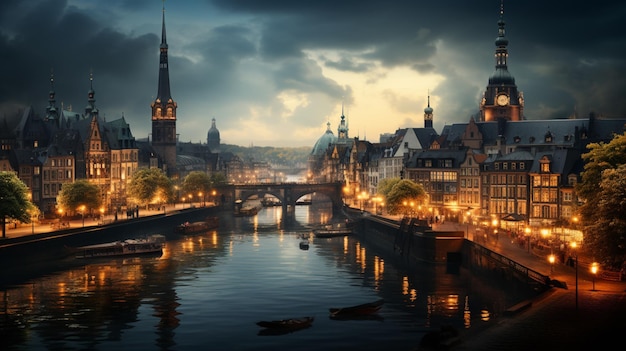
(479, 1, 523, 122)
(151, 5, 178, 176)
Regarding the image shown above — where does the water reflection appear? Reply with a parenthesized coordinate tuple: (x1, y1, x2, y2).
(0, 204, 533, 350)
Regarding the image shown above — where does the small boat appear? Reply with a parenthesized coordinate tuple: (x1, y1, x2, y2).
(299, 241, 310, 250)
(256, 316, 314, 335)
(329, 299, 384, 318)
(314, 223, 353, 238)
(175, 216, 219, 234)
(72, 234, 166, 259)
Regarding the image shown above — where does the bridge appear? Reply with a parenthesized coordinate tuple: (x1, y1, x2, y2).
(219, 182, 344, 223)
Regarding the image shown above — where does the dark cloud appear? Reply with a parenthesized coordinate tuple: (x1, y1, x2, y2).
(1, 0, 625, 147)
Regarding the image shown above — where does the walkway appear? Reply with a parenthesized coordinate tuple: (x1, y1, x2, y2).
(431, 222, 626, 351)
(0, 203, 197, 242)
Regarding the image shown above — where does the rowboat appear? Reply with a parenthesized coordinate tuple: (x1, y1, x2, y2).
(329, 299, 384, 317)
(72, 234, 166, 259)
(256, 316, 314, 335)
(175, 216, 219, 234)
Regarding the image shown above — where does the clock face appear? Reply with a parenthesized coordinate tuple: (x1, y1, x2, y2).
(496, 94, 509, 106)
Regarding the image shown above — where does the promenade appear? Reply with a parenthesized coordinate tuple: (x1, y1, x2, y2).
(0, 203, 191, 242)
(432, 222, 626, 351)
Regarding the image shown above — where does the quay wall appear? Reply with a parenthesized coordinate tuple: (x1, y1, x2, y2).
(0, 207, 219, 286)
(354, 215, 550, 295)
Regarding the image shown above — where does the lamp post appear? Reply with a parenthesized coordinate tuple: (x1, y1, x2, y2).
(591, 262, 599, 291)
(571, 242, 578, 310)
(525, 227, 531, 252)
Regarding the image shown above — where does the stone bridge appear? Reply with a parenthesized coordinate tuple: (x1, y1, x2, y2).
(219, 182, 344, 223)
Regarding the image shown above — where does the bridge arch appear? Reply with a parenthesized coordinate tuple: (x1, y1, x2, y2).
(224, 182, 344, 224)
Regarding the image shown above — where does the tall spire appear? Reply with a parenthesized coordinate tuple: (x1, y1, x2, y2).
(424, 90, 433, 128)
(156, 2, 172, 105)
(85, 71, 97, 116)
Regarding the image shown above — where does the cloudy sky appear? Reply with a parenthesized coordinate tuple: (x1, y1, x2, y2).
(1, 0, 625, 148)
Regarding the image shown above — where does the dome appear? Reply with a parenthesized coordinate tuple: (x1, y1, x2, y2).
(311, 122, 337, 156)
(424, 106, 433, 114)
(207, 118, 220, 153)
(488, 68, 515, 85)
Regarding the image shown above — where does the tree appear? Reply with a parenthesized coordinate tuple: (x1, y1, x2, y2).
(56, 179, 101, 216)
(0, 171, 36, 238)
(577, 131, 626, 268)
(127, 168, 173, 207)
(377, 178, 427, 216)
(182, 171, 211, 196)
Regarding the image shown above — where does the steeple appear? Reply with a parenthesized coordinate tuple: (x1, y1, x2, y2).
(337, 102, 349, 140)
(150, 2, 178, 177)
(479, 0, 523, 122)
(156, 4, 172, 105)
(45, 70, 59, 125)
(85, 72, 98, 117)
(424, 91, 433, 128)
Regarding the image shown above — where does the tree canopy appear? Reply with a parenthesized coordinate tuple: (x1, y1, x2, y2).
(56, 179, 101, 215)
(127, 168, 173, 207)
(377, 178, 427, 216)
(577, 131, 626, 268)
(0, 171, 36, 238)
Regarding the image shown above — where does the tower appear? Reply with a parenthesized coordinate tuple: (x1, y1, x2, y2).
(424, 93, 433, 128)
(479, 1, 524, 122)
(207, 118, 221, 153)
(151, 4, 177, 176)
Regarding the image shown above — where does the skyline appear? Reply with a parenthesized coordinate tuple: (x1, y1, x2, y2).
(1, 0, 625, 148)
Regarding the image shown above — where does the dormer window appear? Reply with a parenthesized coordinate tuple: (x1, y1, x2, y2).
(529, 136, 535, 143)
(514, 136, 521, 143)
(544, 132, 553, 143)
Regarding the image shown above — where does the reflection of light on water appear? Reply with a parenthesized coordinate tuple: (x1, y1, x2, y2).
(481, 309, 490, 321)
(373, 256, 384, 283)
(464, 296, 471, 328)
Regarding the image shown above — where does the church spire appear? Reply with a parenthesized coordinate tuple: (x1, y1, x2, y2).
(151, 2, 178, 177)
(156, 3, 172, 105)
(423, 90, 433, 128)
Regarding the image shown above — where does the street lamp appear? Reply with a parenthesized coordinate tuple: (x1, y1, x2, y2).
(591, 262, 599, 291)
(198, 192, 203, 207)
(570, 241, 579, 310)
(524, 227, 531, 252)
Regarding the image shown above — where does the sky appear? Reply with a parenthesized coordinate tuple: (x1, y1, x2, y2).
(1, 0, 625, 148)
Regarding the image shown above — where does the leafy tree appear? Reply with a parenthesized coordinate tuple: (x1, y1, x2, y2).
(577, 132, 626, 268)
(210, 173, 228, 187)
(0, 171, 36, 238)
(377, 178, 427, 216)
(56, 179, 101, 216)
(127, 168, 173, 207)
(182, 171, 211, 197)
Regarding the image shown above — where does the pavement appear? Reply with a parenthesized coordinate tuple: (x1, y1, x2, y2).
(431, 222, 626, 351)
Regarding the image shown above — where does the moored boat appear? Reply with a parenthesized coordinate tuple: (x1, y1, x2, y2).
(175, 216, 219, 234)
(72, 234, 166, 259)
(329, 299, 384, 317)
(313, 221, 354, 238)
(256, 316, 314, 334)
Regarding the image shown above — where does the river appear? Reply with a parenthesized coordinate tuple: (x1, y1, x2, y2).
(0, 202, 532, 350)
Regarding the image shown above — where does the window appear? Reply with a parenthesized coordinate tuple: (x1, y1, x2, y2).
(541, 163, 550, 172)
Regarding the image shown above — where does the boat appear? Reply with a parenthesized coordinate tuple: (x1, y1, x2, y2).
(256, 316, 314, 335)
(72, 234, 166, 259)
(329, 299, 384, 318)
(261, 197, 281, 207)
(299, 241, 310, 250)
(234, 206, 260, 217)
(314, 223, 353, 238)
(175, 216, 219, 234)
